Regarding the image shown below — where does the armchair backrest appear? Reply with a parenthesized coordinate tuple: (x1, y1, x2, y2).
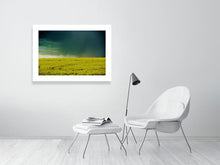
(145, 86, 190, 121)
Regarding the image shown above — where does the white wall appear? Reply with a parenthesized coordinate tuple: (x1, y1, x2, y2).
(0, 0, 219, 137)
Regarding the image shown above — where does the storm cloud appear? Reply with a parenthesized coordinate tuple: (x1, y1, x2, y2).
(39, 31, 105, 58)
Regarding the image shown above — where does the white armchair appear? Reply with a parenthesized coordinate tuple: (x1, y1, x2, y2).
(123, 86, 192, 154)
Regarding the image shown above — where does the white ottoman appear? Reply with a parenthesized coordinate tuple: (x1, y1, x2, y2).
(68, 123, 127, 158)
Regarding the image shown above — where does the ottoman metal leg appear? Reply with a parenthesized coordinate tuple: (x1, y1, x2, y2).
(121, 124, 126, 142)
(104, 134, 110, 151)
(83, 134, 91, 159)
(68, 133, 79, 154)
(115, 133, 127, 156)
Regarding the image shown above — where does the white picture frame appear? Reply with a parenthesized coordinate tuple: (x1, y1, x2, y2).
(33, 25, 111, 82)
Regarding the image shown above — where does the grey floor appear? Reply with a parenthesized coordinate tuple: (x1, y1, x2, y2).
(0, 136, 220, 165)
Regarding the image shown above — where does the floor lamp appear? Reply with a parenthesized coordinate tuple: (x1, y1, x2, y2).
(121, 73, 140, 144)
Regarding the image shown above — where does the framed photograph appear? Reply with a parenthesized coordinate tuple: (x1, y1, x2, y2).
(33, 25, 111, 82)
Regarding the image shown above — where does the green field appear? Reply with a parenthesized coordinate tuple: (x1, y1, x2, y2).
(39, 57, 105, 75)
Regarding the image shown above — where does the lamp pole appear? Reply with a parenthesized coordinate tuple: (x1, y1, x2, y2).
(125, 74, 132, 116)
(121, 74, 138, 144)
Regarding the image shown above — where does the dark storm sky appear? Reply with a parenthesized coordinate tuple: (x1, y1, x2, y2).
(39, 31, 105, 58)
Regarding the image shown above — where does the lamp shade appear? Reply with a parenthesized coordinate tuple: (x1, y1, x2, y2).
(131, 73, 140, 85)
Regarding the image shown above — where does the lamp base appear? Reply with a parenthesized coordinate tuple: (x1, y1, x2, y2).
(121, 124, 137, 144)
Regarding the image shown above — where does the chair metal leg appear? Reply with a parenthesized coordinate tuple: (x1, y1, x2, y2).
(115, 133, 127, 156)
(120, 127, 131, 149)
(83, 134, 91, 159)
(130, 128, 137, 144)
(104, 134, 110, 151)
(123, 127, 131, 144)
(154, 130, 160, 146)
(139, 129, 148, 155)
(68, 133, 79, 154)
(180, 124, 192, 153)
(126, 126, 128, 144)
(121, 124, 126, 142)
